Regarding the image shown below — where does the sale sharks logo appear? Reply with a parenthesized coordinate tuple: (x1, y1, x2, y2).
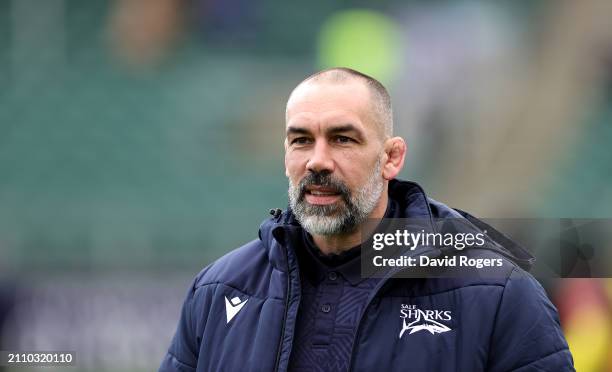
(399, 304, 452, 338)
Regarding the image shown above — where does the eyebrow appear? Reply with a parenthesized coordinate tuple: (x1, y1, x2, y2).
(286, 126, 311, 136)
(286, 124, 365, 141)
(328, 124, 362, 138)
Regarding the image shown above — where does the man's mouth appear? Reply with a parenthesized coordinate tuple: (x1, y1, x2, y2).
(304, 185, 342, 205)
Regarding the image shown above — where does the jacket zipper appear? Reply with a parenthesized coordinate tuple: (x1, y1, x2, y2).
(273, 244, 292, 372)
(347, 247, 438, 372)
(347, 187, 439, 371)
(347, 276, 391, 372)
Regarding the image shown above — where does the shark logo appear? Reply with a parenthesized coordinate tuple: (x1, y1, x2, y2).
(399, 304, 452, 338)
(225, 296, 248, 323)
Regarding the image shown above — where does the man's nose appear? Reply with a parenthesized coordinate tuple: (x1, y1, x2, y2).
(306, 141, 335, 173)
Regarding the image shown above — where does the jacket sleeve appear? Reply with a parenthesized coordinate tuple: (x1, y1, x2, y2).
(159, 277, 200, 372)
(486, 268, 575, 371)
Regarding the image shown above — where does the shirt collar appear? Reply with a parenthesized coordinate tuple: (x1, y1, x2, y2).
(299, 232, 365, 285)
(297, 199, 398, 286)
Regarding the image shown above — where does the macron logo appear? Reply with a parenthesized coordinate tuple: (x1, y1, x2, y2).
(225, 296, 248, 323)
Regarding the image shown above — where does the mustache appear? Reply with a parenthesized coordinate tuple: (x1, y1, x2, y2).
(298, 171, 351, 203)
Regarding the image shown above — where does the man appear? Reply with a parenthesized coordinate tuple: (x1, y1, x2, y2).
(159, 68, 574, 371)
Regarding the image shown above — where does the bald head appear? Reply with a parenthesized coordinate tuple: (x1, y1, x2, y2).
(286, 67, 393, 138)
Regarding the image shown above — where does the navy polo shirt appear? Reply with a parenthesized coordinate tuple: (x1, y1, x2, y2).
(288, 201, 396, 371)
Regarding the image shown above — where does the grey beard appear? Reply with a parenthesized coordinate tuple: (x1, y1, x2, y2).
(288, 157, 384, 236)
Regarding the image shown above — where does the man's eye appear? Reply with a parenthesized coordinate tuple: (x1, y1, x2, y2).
(291, 137, 311, 145)
(334, 135, 354, 144)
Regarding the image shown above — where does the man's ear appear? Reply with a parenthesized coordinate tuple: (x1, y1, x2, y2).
(382, 137, 406, 180)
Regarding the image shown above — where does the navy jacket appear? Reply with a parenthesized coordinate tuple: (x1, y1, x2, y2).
(160, 180, 574, 371)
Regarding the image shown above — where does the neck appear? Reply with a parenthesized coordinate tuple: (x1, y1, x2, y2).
(312, 189, 389, 255)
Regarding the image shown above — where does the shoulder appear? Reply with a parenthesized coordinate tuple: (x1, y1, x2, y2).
(485, 259, 573, 369)
(437, 248, 571, 369)
(190, 238, 281, 299)
(194, 239, 264, 286)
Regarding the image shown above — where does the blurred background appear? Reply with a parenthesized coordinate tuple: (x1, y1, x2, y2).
(0, 0, 611, 370)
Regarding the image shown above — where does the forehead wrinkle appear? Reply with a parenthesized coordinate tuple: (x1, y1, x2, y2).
(287, 110, 369, 138)
(286, 80, 385, 140)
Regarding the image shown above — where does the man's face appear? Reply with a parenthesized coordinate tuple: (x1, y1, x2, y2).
(285, 80, 386, 235)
